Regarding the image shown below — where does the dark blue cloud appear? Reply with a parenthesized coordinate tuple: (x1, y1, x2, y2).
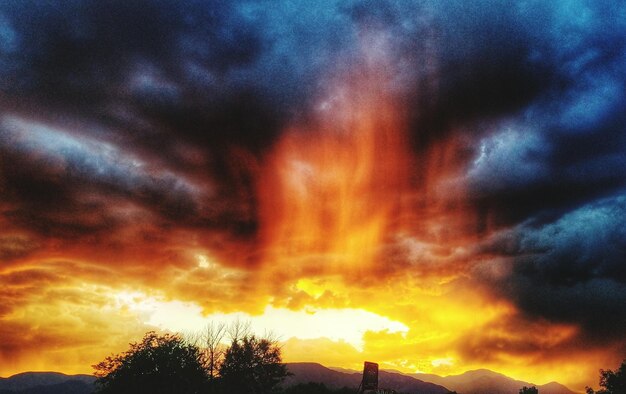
(458, 0, 626, 224)
(476, 192, 626, 341)
(0, 0, 625, 346)
(457, 1, 626, 346)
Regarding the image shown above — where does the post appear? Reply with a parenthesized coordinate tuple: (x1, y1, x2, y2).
(361, 361, 379, 393)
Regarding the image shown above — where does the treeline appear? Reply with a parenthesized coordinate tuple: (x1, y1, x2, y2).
(93, 322, 288, 394)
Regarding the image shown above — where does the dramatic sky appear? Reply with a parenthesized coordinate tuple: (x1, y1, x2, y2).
(1, 1, 625, 391)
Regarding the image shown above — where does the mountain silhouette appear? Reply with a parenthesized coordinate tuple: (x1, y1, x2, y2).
(0, 366, 577, 394)
(410, 369, 576, 394)
(0, 372, 95, 394)
(285, 362, 450, 394)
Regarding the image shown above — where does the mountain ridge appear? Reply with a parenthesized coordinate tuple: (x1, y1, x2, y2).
(0, 372, 95, 394)
(323, 365, 578, 394)
(410, 368, 577, 394)
(0, 365, 578, 394)
(285, 362, 450, 394)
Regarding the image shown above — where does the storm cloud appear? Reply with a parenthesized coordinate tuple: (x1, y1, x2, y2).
(1, 0, 625, 388)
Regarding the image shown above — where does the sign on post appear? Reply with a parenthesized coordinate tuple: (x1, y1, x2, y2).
(362, 361, 378, 390)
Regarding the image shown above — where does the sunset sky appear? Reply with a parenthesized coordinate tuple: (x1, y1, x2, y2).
(1, 1, 625, 392)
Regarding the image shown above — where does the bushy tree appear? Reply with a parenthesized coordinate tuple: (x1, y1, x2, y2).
(587, 359, 626, 394)
(93, 325, 288, 394)
(219, 334, 289, 394)
(519, 386, 538, 394)
(93, 331, 207, 394)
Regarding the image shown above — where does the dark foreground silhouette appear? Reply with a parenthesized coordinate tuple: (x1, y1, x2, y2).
(2, 328, 622, 394)
(0, 364, 581, 394)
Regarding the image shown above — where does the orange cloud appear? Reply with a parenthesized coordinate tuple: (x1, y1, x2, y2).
(1, 35, 623, 394)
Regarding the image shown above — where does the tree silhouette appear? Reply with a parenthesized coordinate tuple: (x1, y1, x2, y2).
(93, 326, 288, 394)
(218, 334, 289, 394)
(586, 359, 626, 394)
(93, 331, 207, 394)
(519, 386, 538, 394)
(188, 322, 227, 383)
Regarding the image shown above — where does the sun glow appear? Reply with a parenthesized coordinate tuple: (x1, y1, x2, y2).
(112, 290, 408, 350)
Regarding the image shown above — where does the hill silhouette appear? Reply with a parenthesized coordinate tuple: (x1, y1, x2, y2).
(285, 363, 449, 394)
(0, 372, 95, 394)
(410, 369, 576, 394)
(0, 365, 577, 394)
(326, 367, 577, 394)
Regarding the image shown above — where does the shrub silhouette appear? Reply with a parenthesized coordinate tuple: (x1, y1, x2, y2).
(519, 386, 538, 394)
(586, 359, 626, 394)
(93, 331, 207, 394)
(218, 334, 289, 394)
(93, 328, 288, 394)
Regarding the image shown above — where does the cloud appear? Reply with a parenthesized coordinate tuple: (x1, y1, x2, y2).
(0, 261, 151, 375)
(0, 234, 39, 262)
(0, 1, 625, 389)
(459, 1, 626, 226)
(475, 193, 626, 341)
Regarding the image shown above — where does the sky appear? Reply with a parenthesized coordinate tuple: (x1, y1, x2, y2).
(0, 0, 625, 391)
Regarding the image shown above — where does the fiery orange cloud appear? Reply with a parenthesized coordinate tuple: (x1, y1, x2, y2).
(258, 64, 412, 277)
(1, 26, 624, 394)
